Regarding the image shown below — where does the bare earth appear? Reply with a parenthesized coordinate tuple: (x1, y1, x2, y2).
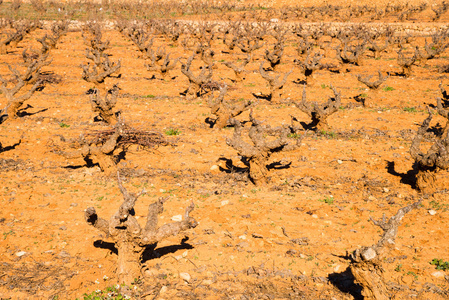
(1, 1, 449, 299)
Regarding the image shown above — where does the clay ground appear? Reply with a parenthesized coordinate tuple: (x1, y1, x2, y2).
(1, 0, 449, 299)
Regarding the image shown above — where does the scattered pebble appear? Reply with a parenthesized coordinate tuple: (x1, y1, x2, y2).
(428, 210, 437, 216)
(361, 248, 377, 261)
(172, 215, 182, 222)
(221, 200, 229, 206)
(15, 251, 26, 257)
(145, 269, 157, 277)
(337, 160, 343, 164)
(383, 188, 389, 193)
(180, 272, 191, 283)
(252, 233, 263, 239)
(160, 286, 168, 294)
(432, 271, 445, 278)
(58, 251, 71, 258)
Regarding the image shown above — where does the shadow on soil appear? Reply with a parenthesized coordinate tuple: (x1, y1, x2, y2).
(0, 139, 21, 153)
(328, 266, 363, 300)
(386, 160, 418, 189)
(93, 237, 194, 264)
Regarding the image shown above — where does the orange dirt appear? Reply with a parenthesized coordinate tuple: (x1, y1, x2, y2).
(1, 1, 449, 299)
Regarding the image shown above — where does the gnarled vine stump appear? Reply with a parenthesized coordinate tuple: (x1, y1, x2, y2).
(294, 84, 341, 131)
(85, 173, 197, 284)
(350, 200, 421, 300)
(226, 112, 301, 185)
(207, 84, 256, 128)
(181, 54, 213, 100)
(410, 108, 449, 193)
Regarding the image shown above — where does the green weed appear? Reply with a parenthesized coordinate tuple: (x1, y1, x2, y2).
(403, 107, 417, 113)
(165, 128, 181, 136)
(319, 196, 334, 205)
(430, 258, 449, 271)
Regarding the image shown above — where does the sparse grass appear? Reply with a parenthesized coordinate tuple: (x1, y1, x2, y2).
(383, 86, 395, 92)
(429, 200, 449, 212)
(76, 284, 134, 300)
(318, 196, 334, 205)
(3, 230, 15, 240)
(165, 128, 181, 136)
(319, 130, 337, 139)
(287, 133, 301, 139)
(403, 107, 417, 113)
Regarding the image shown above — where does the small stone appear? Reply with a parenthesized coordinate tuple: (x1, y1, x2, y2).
(58, 251, 71, 258)
(210, 165, 220, 171)
(180, 272, 191, 282)
(221, 200, 229, 206)
(203, 279, 213, 285)
(144, 268, 158, 277)
(252, 233, 263, 239)
(59, 226, 67, 230)
(16, 251, 26, 257)
(239, 235, 247, 240)
(299, 254, 306, 259)
(333, 264, 341, 272)
(236, 241, 249, 249)
(361, 248, 377, 261)
(432, 271, 445, 278)
(368, 195, 377, 201)
(383, 188, 389, 193)
(160, 286, 168, 294)
(428, 210, 437, 216)
(172, 215, 182, 222)
(182, 250, 188, 257)
(70, 203, 78, 207)
(312, 214, 318, 219)
(337, 160, 343, 164)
